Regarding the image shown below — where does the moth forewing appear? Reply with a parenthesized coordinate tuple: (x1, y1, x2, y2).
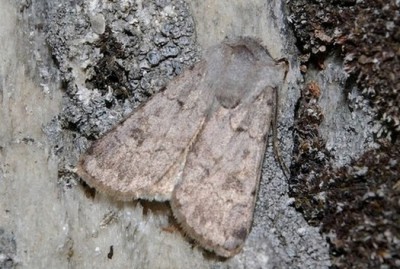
(170, 87, 277, 258)
(170, 40, 287, 257)
(77, 60, 211, 201)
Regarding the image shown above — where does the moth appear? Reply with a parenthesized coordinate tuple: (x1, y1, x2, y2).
(77, 37, 287, 257)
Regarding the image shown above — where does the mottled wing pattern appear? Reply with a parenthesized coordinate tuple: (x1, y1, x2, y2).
(170, 39, 286, 257)
(171, 87, 275, 257)
(78, 61, 210, 201)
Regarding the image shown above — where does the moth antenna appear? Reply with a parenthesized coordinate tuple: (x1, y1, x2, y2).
(272, 86, 290, 179)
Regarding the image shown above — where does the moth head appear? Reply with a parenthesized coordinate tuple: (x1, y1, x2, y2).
(205, 38, 287, 109)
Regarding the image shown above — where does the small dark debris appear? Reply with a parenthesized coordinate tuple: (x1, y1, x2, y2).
(107, 245, 114, 259)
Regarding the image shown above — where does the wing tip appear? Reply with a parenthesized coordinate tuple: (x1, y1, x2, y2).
(170, 195, 245, 258)
(76, 155, 131, 201)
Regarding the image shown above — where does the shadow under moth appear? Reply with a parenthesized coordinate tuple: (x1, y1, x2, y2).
(77, 37, 287, 257)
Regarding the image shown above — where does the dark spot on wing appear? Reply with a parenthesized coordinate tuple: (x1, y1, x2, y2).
(251, 188, 256, 196)
(236, 126, 246, 132)
(233, 227, 248, 240)
(177, 99, 184, 108)
(129, 127, 145, 146)
(242, 149, 250, 159)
